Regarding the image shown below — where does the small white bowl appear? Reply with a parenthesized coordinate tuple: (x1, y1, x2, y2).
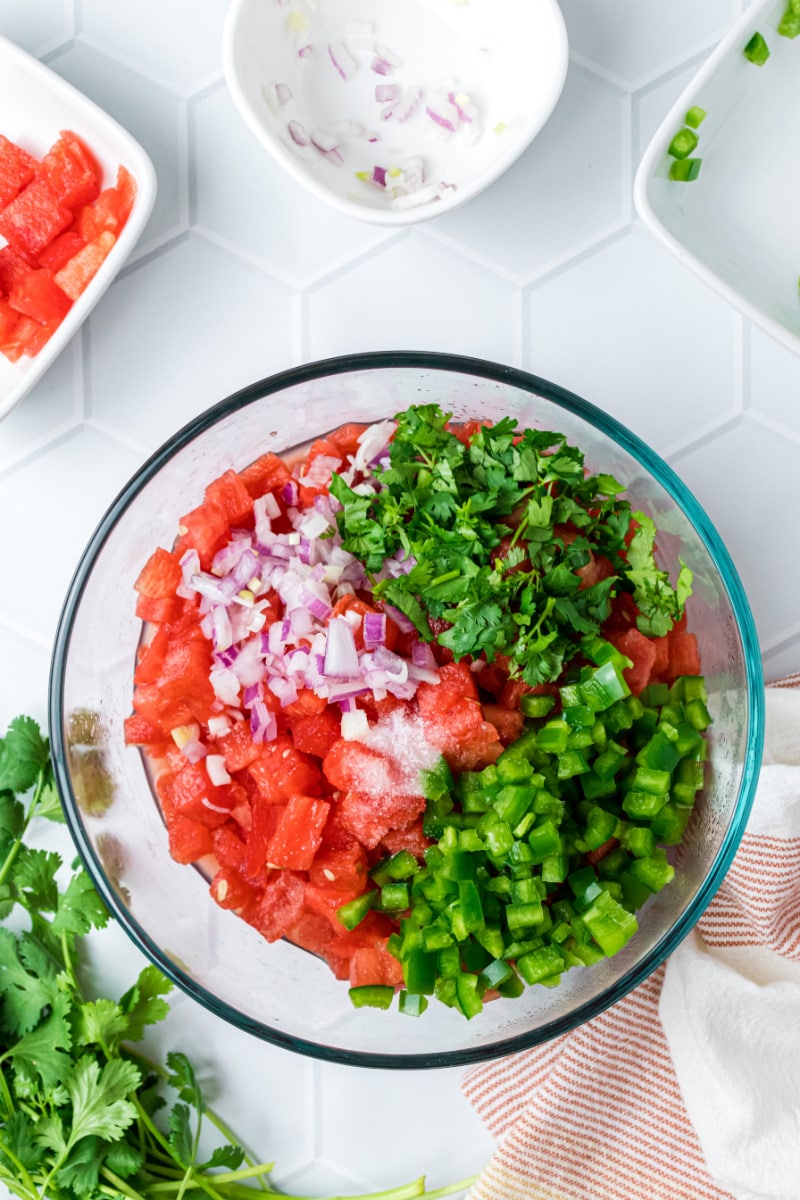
(222, 0, 568, 226)
(0, 35, 156, 422)
(635, 0, 800, 356)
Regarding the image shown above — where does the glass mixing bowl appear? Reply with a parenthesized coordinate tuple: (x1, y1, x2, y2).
(49, 352, 764, 1068)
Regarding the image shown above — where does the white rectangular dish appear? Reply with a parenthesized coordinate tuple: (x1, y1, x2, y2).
(634, 0, 800, 355)
(0, 34, 156, 422)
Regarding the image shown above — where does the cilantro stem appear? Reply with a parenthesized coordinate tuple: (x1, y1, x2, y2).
(125, 1047, 271, 1192)
(0, 1141, 39, 1199)
(0, 1067, 15, 1118)
(100, 1166, 148, 1200)
(0, 766, 45, 890)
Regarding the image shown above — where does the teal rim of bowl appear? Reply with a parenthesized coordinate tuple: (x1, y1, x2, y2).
(49, 350, 766, 1069)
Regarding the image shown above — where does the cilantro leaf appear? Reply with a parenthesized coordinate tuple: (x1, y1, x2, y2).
(0, 928, 60, 1035)
(0, 791, 24, 841)
(118, 965, 172, 1043)
(36, 768, 66, 825)
(168, 1102, 193, 1167)
(65, 1055, 140, 1144)
(0, 717, 49, 793)
(201, 1143, 245, 1171)
(0, 1111, 44, 1174)
(77, 999, 129, 1052)
(12, 847, 61, 913)
(7, 992, 73, 1091)
(51, 871, 109, 938)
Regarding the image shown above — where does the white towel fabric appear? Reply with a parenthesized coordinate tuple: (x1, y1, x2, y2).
(463, 682, 800, 1200)
(660, 682, 800, 1200)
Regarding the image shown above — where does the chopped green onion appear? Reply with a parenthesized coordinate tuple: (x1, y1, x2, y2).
(778, 1, 800, 37)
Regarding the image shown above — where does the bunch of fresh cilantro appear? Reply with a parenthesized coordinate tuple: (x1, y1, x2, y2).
(331, 404, 692, 685)
(0, 717, 473, 1200)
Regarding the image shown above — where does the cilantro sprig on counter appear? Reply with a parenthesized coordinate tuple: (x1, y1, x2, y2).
(0, 716, 473, 1200)
(331, 404, 691, 685)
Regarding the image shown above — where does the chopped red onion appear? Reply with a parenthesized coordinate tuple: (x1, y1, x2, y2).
(268, 676, 299, 707)
(384, 603, 416, 634)
(250, 701, 277, 744)
(324, 617, 360, 678)
(371, 56, 394, 76)
(288, 119, 310, 147)
(181, 738, 207, 764)
(242, 682, 262, 706)
(301, 453, 342, 487)
(372, 165, 387, 188)
(426, 104, 456, 133)
(411, 639, 438, 671)
(206, 754, 231, 786)
(263, 82, 293, 113)
(262, 491, 281, 520)
(207, 715, 231, 737)
(338, 698, 356, 713)
(363, 612, 386, 648)
(447, 90, 477, 124)
(299, 589, 332, 622)
(282, 480, 299, 505)
(341, 709, 369, 741)
(407, 663, 440, 684)
(375, 84, 398, 103)
(328, 41, 358, 81)
(397, 86, 423, 123)
(210, 605, 233, 653)
(298, 44, 312, 59)
(311, 130, 344, 167)
(374, 41, 403, 67)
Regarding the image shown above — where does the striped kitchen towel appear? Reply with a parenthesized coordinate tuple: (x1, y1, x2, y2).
(462, 682, 800, 1200)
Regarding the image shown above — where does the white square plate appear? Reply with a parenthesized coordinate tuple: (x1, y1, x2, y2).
(634, 0, 800, 355)
(0, 34, 156, 421)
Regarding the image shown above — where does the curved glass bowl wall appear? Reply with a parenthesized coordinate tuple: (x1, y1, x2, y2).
(50, 353, 764, 1068)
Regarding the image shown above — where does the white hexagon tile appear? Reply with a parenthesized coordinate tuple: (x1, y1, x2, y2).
(0, 0, 795, 1196)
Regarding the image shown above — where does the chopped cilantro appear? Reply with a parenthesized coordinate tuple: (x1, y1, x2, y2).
(332, 404, 691, 684)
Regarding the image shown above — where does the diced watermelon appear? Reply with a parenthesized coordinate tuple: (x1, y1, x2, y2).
(37, 230, 86, 273)
(177, 501, 229, 570)
(327, 422, 369, 458)
(0, 315, 41, 363)
(252, 736, 323, 800)
(209, 866, 258, 911)
(0, 177, 73, 258)
(53, 230, 115, 301)
(336, 789, 426, 850)
(38, 131, 101, 209)
(78, 164, 135, 239)
(322, 739, 403, 796)
(266, 794, 331, 871)
(238, 451, 292, 501)
(379, 817, 431, 861)
(289, 708, 341, 758)
(0, 300, 20, 343)
(0, 245, 36, 295)
(167, 814, 214, 864)
(611, 627, 657, 696)
(204, 468, 254, 526)
(211, 822, 249, 872)
(8, 268, 71, 324)
(481, 703, 524, 744)
(218, 721, 262, 772)
(0, 135, 37, 207)
(668, 630, 701, 679)
(134, 547, 183, 600)
(171, 761, 234, 828)
(123, 714, 161, 745)
(246, 871, 306, 942)
(348, 942, 404, 988)
(307, 843, 368, 892)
